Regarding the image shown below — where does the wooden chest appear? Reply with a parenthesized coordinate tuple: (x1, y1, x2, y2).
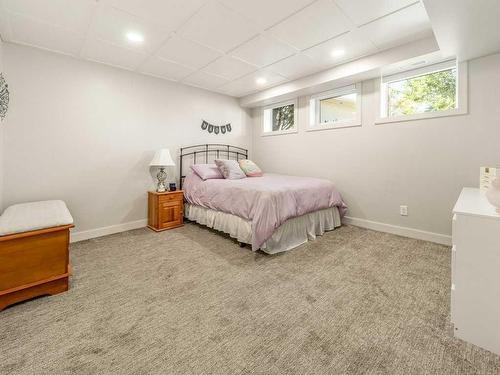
(0, 225, 73, 311)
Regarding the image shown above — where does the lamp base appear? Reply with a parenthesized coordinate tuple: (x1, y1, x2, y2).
(156, 167, 167, 193)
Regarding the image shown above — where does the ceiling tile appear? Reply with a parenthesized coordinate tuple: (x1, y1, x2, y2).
(303, 30, 378, 68)
(334, 0, 418, 26)
(220, 68, 287, 95)
(8, 12, 85, 56)
(82, 38, 147, 70)
(102, 0, 206, 32)
(216, 85, 255, 98)
(231, 34, 296, 68)
(359, 2, 432, 50)
(201, 56, 257, 81)
(268, 0, 350, 50)
(139, 56, 195, 81)
(267, 53, 320, 79)
(155, 34, 221, 69)
(178, 1, 259, 53)
(88, 5, 169, 53)
(1, 0, 96, 35)
(182, 71, 229, 89)
(219, 0, 315, 29)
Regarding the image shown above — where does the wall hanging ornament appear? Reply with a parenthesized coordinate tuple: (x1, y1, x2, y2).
(201, 120, 231, 134)
(0, 73, 9, 122)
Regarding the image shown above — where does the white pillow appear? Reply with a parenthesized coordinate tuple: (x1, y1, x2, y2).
(190, 164, 223, 180)
(214, 159, 246, 180)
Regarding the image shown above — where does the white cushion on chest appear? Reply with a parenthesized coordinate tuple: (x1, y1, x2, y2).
(0, 200, 74, 236)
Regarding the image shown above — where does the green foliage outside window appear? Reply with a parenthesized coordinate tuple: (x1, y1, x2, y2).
(272, 104, 294, 131)
(388, 68, 457, 117)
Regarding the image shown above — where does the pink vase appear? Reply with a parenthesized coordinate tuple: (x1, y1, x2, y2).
(486, 177, 500, 213)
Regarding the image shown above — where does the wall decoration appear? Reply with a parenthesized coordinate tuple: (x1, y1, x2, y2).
(0, 73, 9, 122)
(201, 120, 231, 134)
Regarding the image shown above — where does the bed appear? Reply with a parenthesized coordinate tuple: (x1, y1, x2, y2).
(180, 144, 347, 254)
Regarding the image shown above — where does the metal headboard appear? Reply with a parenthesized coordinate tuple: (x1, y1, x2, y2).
(179, 144, 248, 189)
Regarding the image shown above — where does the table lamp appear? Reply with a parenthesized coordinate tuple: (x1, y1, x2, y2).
(150, 148, 175, 192)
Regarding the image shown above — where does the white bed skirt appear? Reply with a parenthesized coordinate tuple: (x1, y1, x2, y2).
(184, 204, 341, 254)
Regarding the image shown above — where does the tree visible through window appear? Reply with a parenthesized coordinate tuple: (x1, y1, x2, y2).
(272, 104, 294, 131)
(263, 100, 297, 135)
(387, 68, 457, 117)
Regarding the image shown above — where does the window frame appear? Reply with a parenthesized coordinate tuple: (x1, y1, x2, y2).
(261, 99, 298, 137)
(308, 84, 362, 132)
(375, 60, 468, 124)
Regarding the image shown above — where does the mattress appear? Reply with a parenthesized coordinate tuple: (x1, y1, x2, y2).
(185, 203, 341, 254)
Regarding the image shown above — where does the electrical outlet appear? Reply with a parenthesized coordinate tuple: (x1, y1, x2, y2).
(400, 205, 408, 216)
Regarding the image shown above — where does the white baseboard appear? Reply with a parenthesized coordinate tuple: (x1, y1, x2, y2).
(69, 216, 451, 246)
(342, 216, 452, 246)
(70, 219, 148, 243)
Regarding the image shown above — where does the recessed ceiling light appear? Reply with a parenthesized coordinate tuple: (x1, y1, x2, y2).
(331, 49, 345, 58)
(256, 77, 267, 85)
(125, 31, 144, 43)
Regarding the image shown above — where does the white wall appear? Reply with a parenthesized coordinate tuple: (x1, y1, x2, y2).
(0, 37, 4, 212)
(4, 41, 500, 244)
(2, 43, 251, 237)
(252, 52, 500, 240)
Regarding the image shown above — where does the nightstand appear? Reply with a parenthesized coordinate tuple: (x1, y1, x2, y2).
(148, 190, 184, 231)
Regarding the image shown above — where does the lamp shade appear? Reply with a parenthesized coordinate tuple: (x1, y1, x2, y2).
(150, 148, 175, 167)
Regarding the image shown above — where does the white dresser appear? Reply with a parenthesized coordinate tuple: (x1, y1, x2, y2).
(452, 188, 500, 355)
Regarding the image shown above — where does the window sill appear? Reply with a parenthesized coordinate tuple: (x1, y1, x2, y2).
(261, 129, 298, 137)
(307, 121, 361, 132)
(375, 107, 468, 125)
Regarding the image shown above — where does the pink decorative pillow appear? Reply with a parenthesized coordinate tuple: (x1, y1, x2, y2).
(214, 159, 246, 179)
(239, 159, 263, 177)
(190, 164, 223, 180)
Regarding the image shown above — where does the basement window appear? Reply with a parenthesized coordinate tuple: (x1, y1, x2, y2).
(376, 59, 468, 123)
(262, 99, 297, 136)
(308, 84, 362, 131)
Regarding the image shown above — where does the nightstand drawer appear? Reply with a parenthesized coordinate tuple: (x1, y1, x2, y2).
(159, 192, 183, 203)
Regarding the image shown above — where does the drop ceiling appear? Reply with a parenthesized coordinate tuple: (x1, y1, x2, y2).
(422, 0, 500, 62)
(0, 0, 434, 97)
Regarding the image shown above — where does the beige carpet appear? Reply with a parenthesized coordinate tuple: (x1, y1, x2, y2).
(1, 224, 499, 374)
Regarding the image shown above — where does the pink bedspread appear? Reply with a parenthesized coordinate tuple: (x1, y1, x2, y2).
(183, 173, 347, 251)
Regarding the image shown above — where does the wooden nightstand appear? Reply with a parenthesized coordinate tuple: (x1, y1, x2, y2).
(148, 190, 184, 231)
